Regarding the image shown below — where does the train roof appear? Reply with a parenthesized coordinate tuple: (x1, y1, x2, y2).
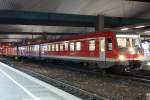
(19, 31, 114, 46)
(18, 31, 141, 47)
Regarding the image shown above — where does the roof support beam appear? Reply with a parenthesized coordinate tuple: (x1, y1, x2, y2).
(0, 10, 149, 28)
(127, 0, 150, 3)
(0, 32, 82, 35)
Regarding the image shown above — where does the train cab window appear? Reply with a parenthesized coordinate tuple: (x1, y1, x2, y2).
(107, 38, 112, 51)
(76, 42, 81, 51)
(60, 44, 64, 51)
(70, 42, 75, 51)
(89, 40, 95, 51)
(52, 44, 55, 51)
(65, 42, 68, 51)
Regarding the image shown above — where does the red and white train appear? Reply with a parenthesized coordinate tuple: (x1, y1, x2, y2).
(2, 31, 144, 72)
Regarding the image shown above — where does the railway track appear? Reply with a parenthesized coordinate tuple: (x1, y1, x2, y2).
(1, 57, 150, 99)
(3, 57, 150, 85)
(47, 61, 150, 85)
(57, 62, 150, 86)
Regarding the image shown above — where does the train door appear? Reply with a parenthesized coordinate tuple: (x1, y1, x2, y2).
(99, 38, 106, 61)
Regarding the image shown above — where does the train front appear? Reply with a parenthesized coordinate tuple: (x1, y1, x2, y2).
(115, 34, 144, 71)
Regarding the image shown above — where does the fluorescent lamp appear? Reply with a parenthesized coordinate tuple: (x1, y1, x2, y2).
(135, 25, 145, 28)
(121, 28, 129, 31)
(144, 31, 150, 33)
(116, 35, 139, 38)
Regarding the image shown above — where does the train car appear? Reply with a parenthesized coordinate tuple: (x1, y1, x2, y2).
(5, 47, 17, 57)
(18, 45, 39, 57)
(4, 31, 144, 72)
(39, 32, 144, 71)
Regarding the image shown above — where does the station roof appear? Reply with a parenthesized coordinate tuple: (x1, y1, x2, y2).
(0, 0, 149, 42)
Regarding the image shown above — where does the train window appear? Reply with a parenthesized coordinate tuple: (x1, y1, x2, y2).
(48, 44, 51, 51)
(65, 42, 68, 51)
(41, 44, 46, 52)
(60, 44, 64, 51)
(70, 42, 75, 51)
(56, 44, 59, 51)
(28, 47, 29, 51)
(35, 45, 39, 51)
(52, 44, 55, 51)
(107, 38, 112, 51)
(29, 46, 31, 51)
(32, 46, 36, 51)
(89, 40, 95, 51)
(30, 46, 32, 51)
(76, 42, 81, 51)
(33, 46, 35, 51)
(100, 39, 105, 52)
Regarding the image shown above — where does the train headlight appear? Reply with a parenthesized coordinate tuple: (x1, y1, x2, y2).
(118, 55, 126, 61)
(129, 47, 135, 54)
(138, 55, 144, 59)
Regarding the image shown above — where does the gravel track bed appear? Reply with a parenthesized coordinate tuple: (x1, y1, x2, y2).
(2, 58, 150, 100)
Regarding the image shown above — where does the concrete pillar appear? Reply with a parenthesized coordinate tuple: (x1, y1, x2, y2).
(95, 15, 104, 32)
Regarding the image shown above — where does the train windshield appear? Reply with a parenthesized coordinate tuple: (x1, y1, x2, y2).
(116, 34, 141, 49)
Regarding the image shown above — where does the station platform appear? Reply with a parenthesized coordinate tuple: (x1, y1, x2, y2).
(0, 62, 81, 100)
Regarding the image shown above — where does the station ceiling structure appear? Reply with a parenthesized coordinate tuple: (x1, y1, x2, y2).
(0, 0, 149, 42)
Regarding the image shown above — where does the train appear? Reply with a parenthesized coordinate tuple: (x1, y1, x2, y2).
(2, 31, 144, 72)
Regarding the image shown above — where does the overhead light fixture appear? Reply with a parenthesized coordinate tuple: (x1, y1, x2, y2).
(116, 35, 139, 38)
(135, 25, 145, 28)
(121, 27, 129, 31)
(144, 30, 150, 33)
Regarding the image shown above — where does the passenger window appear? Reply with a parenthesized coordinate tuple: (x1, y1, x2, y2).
(89, 40, 95, 51)
(52, 44, 55, 51)
(60, 44, 64, 51)
(32, 46, 34, 51)
(30, 46, 31, 51)
(48, 44, 51, 51)
(28, 46, 30, 51)
(42, 44, 47, 52)
(34, 46, 37, 51)
(65, 42, 68, 51)
(32, 46, 33, 51)
(70, 42, 75, 51)
(107, 38, 112, 51)
(76, 42, 81, 51)
(55, 44, 59, 51)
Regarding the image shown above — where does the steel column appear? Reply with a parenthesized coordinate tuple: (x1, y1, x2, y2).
(95, 15, 104, 32)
